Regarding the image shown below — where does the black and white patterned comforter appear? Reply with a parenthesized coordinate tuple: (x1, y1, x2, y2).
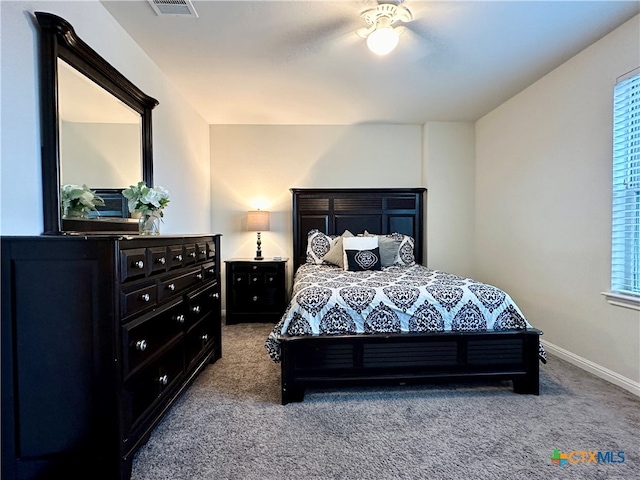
(265, 263, 547, 363)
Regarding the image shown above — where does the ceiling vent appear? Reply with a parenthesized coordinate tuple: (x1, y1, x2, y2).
(147, 0, 198, 17)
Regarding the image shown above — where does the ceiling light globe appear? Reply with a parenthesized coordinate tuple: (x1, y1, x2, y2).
(367, 27, 399, 56)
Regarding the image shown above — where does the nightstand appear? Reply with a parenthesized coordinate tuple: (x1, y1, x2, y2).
(224, 258, 288, 324)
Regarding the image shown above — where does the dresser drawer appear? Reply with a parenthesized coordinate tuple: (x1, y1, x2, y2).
(147, 247, 169, 275)
(158, 267, 204, 301)
(196, 242, 207, 262)
(120, 248, 148, 282)
(203, 262, 217, 281)
(122, 301, 185, 378)
(167, 245, 184, 270)
(206, 240, 216, 260)
(121, 282, 157, 318)
(185, 316, 216, 368)
(124, 344, 184, 433)
(186, 283, 218, 329)
(184, 244, 198, 265)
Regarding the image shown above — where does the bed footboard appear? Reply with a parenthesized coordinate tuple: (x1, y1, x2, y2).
(280, 329, 541, 404)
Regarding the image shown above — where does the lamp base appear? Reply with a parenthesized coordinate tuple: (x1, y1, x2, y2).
(254, 232, 264, 260)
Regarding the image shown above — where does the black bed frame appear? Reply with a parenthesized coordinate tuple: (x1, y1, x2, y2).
(280, 188, 541, 404)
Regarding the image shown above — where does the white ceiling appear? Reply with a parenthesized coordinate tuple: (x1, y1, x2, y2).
(101, 0, 640, 125)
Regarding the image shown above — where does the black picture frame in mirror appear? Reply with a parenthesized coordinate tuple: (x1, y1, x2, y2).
(35, 11, 159, 234)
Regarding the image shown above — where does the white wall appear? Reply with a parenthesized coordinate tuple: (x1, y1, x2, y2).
(475, 15, 640, 389)
(423, 122, 475, 277)
(0, 0, 210, 235)
(210, 124, 424, 293)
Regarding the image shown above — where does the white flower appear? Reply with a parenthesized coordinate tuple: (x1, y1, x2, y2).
(123, 181, 170, 215)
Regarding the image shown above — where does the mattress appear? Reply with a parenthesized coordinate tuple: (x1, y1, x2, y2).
(265, 263, 547, 363)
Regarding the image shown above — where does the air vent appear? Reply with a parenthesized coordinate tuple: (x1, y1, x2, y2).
(147, 0, 198, 17)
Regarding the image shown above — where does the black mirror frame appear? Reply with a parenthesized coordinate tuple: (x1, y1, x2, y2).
(35, 12, 158, 234)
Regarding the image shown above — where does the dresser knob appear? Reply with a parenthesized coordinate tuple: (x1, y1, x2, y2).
(167, 283, 176, 291)
(175, 254, 183, 262)
(252, 265, 257, 270)
(158, 374, 168, 386)
(252, 277, 258, 283)
(140, 293, 150, 302)
(252, 296, 258, 302)
(200, 250, 206, 255)
(201, 334, 209, 342)
(132, 260, 144, 269)
(189, 252, 197, 258)
(208, 269, 215, 274)
(135, 340, 147, 352)
(210, 292, 220, 300)
(174, 314, 185, 324)
(157, 257, 166, 265)
(196, 273, 203, 280)
(191, 305, 201, 314)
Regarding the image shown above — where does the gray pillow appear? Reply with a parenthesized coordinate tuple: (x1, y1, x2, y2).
(322, 230, 354, 268)
(364, 231, 401, 267)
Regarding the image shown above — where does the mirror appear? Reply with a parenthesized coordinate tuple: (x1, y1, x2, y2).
(35, 12, 158, 234)
(58, 59, 142, 189)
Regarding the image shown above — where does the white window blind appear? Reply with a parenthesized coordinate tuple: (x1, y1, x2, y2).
(612, 71, 640, 296)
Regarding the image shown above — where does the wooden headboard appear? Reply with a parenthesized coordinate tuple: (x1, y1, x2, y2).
(291, 188, 426, 270)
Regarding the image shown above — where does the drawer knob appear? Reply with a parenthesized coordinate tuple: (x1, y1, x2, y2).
(158, 374, 169, 386)
(135, 340, 147, 352)
(201, 334, 209, 342)
(189, 252, 197, 258)
(174, 314, 185, 324)
(208, 269, 215, 274)
(200, 250, 206, 255)
(157, 257, 166, 265)
(268, 277, 274, 282)
(167, 283, 176, 291)
(132, 260, 144, 269)
(175, 254, 183, 262)
(252, 265, 257, 270)
(196, 273, 203, 280)
(252, 295, 258, 302)
(210, 292, 220, 300)
(140, 293, 151, 302)
(191, 305, 201, 314)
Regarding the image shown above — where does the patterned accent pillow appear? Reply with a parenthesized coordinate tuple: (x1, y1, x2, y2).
(343, 236, 381, 272)
(306, 229, 338, 264)
(394, 233, 416, 266)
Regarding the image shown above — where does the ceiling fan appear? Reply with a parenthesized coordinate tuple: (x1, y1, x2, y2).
(356, 1, 413, 55)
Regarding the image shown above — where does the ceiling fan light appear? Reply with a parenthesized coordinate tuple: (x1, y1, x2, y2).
(367, 26, 399, 56)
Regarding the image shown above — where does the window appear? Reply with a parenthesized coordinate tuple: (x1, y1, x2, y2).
(611, 71, 640, 299)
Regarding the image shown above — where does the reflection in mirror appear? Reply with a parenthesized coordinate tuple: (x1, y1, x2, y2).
(58, 59, 142, 189)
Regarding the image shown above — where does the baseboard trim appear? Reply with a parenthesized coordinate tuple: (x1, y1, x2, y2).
(541, 340, 640, 397)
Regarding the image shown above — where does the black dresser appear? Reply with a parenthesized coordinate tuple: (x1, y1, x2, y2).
(224, 258, 288, 324)
(1, 234, 222, 480)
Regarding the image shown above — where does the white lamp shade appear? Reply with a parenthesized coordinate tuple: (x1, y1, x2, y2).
(367, 26, 399, 56)
(247, 210, 270, 232)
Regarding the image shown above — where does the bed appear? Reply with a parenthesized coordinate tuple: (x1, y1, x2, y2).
(266, 188, 545, 404)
